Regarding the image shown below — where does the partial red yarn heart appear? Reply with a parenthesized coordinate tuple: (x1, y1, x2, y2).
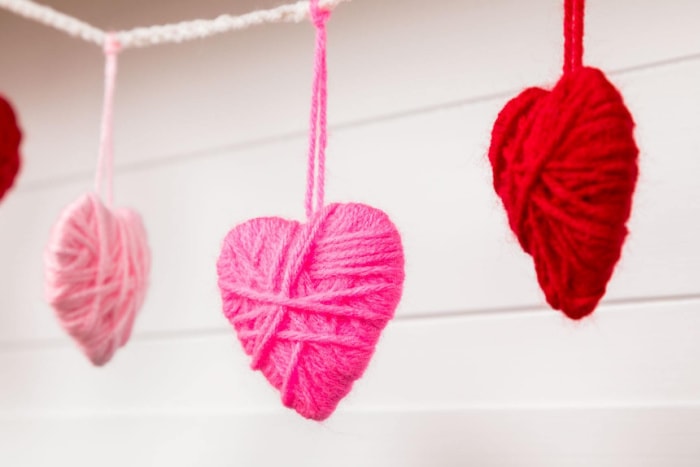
(489, 68, 638, 319)
(217, 203, 404, 420)
(0, 95, 22, 202)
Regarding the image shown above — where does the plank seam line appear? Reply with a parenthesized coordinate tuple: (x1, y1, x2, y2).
(0, 293, 698, 352)
(3, 401, 700, 420)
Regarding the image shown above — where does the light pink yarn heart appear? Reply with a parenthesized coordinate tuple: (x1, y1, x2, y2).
(45, 193, 150, 366)
(217, 202, 404, 420)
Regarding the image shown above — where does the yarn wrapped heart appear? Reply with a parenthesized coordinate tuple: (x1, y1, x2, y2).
(489, 66, 638, 319)
(217, 203, 404, 420)
(45, 193, 150, 365)
(0, 95, 22, 202)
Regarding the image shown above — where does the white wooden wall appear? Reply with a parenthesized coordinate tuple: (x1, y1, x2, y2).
(1, 0, 699, 465)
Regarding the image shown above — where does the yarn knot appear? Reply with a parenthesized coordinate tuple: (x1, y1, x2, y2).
(103, 32, 121, 56)
(309, 0, 330, 29)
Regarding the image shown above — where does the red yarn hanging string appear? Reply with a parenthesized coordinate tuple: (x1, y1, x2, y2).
(563, 0, 584, 75)
(0, 95, 22, 203)
(488, 0, 639, 319)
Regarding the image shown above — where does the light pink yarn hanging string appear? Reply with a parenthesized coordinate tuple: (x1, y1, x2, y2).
(95, 34, 120, 205)
(217, 0, 405, 421)
(44, 33, 150, 366)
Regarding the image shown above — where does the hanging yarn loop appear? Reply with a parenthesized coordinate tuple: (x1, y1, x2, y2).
(305, 0, 330, 219)
(217, 0, 405, 421)
(563, 0, 584, 74)
(0, 95, 22, 202)
(94, 32, 121, 206)
(45, 31, 150, 366)
(488, 0, 638, 319)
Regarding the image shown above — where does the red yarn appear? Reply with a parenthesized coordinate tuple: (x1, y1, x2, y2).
(488, 0, 638, 319)
(0, 95, 21, 202)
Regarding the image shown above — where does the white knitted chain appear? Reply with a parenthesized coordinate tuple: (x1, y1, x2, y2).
(0, 0, 350, 49)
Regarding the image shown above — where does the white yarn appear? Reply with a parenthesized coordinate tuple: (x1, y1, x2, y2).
(0, 0, 350, 49)
(0, 0, 104, 45)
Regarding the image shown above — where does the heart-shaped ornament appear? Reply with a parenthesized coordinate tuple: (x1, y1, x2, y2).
(217, 202, 404, 420)
(489, 67, 638, 319)
(45, 193, 150, 365)
(0, 95, 21, 202)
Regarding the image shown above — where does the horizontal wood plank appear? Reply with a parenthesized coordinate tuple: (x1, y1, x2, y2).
(0, 299, 698, 413)
(1, 406, 699, 466)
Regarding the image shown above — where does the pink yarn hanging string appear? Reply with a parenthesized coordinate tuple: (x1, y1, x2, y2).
(95, 32, 121, 206)
(304, 0, 330, 220)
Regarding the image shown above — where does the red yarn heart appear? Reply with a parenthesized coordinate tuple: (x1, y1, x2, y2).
(217, 203, 404, 420)
(489, 67, 638, 319)
(0, 95, 22, 202)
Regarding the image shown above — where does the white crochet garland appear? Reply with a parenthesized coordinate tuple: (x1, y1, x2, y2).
(0, 0, 350, 49)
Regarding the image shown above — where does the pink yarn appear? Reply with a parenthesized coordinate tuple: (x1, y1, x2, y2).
(44, 34, 150, 366)
(218, 204, 404, 420)
(45, 194, 149, 365)
(305, 1, 329, 219)
(216, 0, 405, 421)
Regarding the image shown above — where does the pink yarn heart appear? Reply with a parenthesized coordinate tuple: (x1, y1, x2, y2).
(217, 203, 404, 420)
(45, 35, 150, 365)
(45, 193, 150, 365)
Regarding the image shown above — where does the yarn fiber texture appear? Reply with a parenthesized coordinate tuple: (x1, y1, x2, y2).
(489, 67, 638, 319)
(0, 95, 21, 202)
(45, 193, 150, 365)
(217, 202, 405, 421)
